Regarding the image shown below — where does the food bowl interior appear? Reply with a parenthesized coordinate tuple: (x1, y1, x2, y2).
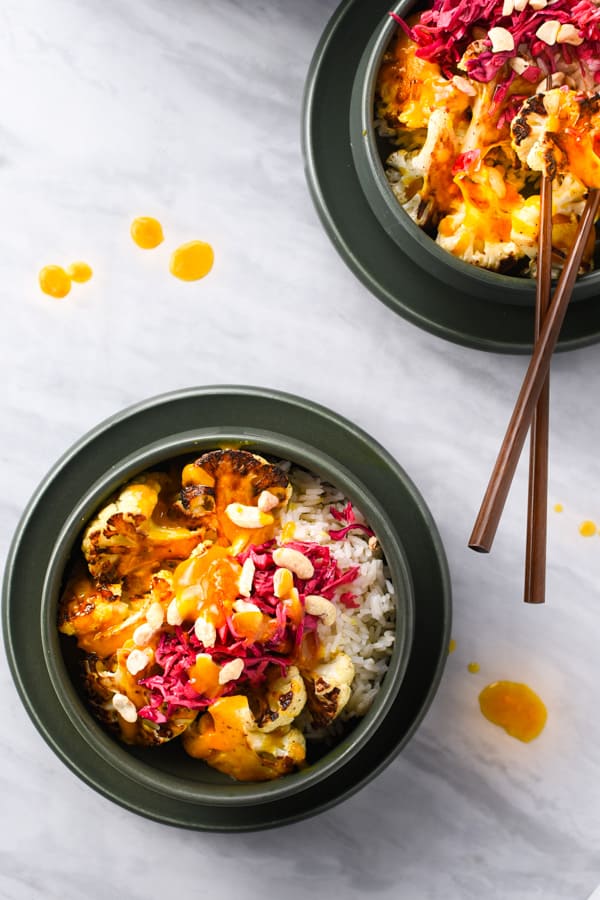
(350, 0, 600, 306)
(42, 428, 414, 807)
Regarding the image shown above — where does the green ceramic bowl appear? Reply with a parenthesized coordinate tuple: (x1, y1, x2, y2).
(21, 400, 414, 809)
(349, 0, 600, 306)
(3, 387, 451, 828)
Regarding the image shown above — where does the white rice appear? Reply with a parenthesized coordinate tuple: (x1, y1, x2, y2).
(279, 466, 396, 720)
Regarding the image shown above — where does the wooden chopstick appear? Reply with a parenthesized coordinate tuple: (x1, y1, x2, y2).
(469, 189, 600, 554)
(523, 151, 554, 603)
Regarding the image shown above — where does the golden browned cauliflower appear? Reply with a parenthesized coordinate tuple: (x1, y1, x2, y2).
(82, 646, 197, 746)
(82, 475, 204, 583)
(58, 569, 174, 658)
(302, 653, 355, 727)
(175, 449, 291, 551)
(182, 693, 306, 782)
(511, 88, 600, 185)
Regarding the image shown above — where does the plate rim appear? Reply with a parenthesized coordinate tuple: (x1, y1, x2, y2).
(2, 385, 452, 831)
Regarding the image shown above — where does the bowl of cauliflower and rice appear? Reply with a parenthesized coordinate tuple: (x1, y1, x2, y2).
(35, 398, 415, 808)
(350, 0, 600, 305)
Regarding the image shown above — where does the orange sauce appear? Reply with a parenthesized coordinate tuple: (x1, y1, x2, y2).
(170, 240, 214, 281)
(39, 265, 71, 298)
(448, 638, 457, 654)
(553, 503, 564, 513)
(453, 171, 523, 246)
(295, 631, 322, 669)
(66, 261, 93, 283)
(183, 696, 278, 781)
(479, 681, 547, 742)
(377, 23, 469, 131)
(231, 609, 278, 644)
(181, 462, 215, 488)
(187, 654, 222, 698)
(467, 662, 480, 674)
(191, 459, 278, 550)
(579, 520, 597, 537)
(283, 590, 303, 626)
(130, 216, 164, 249)
(172, 546, 240, 623)
(560, 130, 600, 190)
(194, 696, 249, 752)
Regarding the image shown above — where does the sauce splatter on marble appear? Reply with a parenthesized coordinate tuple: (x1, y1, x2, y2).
(479, 681, 547, 742)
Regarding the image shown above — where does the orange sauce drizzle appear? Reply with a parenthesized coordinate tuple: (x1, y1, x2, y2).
(170, 240, 214, 281)
(187, 654, 222, 698)
(479, 681, 547, 743)
(66, 261, 93, 283)
(39, 265, 71, 298)
(172, 546, 240, 623)
(579, 520, 597, 537)
(130, 216, 164, 249)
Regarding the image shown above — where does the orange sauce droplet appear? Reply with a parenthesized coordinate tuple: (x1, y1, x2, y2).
(579, 520, 597, 537)
(283, 590, 303, 627)
(173, 547, 240, 623)
(39, 265, 71, 298)
(467, 661, 480, 674)
(193, 696, 250, 753)
(231, 609, 278, 644)
(187, 654, 222, 698)
(181, 463, 215, 488)
(448, 638, 457, 654)
(296, 630, 322, 669)
(66, 261, 93, 283)
(170, 240, 214, 281)
(479, 681, 547, 743)
(553, 503, 563, 513)
(130, 216, 164, 249)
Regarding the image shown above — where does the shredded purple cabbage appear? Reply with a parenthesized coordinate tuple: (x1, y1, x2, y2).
(137, 536, 363, 721)
(390, 0, 600, 92)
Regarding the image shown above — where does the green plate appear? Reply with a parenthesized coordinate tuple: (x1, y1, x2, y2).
(2, 386, 451, 831)
(302, 0, 600, 354)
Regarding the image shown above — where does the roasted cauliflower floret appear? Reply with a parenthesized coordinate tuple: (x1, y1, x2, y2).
(182, 694, 306, 781)
(302, 653, 355, 727)
(175, 449, 291, 551)
(511, 88, 600, 186)
(436, 159, 530, 272)
(82, 476, 203, 583)
(510, 88, 600, 274)
(376, 24, 470, 133)
(58, 569, 174, 658)
(246, 728, 306, 766)
(386, 108, 460, 229)
(254, 665, 307, 732)
(82, 646, 197, 746)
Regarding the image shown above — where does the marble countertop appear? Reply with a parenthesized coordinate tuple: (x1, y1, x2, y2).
(1, 1, 600, 897)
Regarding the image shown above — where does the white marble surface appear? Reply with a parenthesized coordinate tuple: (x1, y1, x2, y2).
(1, 1, 600, 897)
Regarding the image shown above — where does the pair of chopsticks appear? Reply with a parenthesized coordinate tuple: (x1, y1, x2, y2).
(468, 163, 600, 602)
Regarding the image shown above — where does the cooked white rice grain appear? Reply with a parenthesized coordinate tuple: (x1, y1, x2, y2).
(280, 467, 396, 724)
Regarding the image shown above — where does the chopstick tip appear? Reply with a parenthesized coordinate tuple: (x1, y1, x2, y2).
(468, 541, 490, 554)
